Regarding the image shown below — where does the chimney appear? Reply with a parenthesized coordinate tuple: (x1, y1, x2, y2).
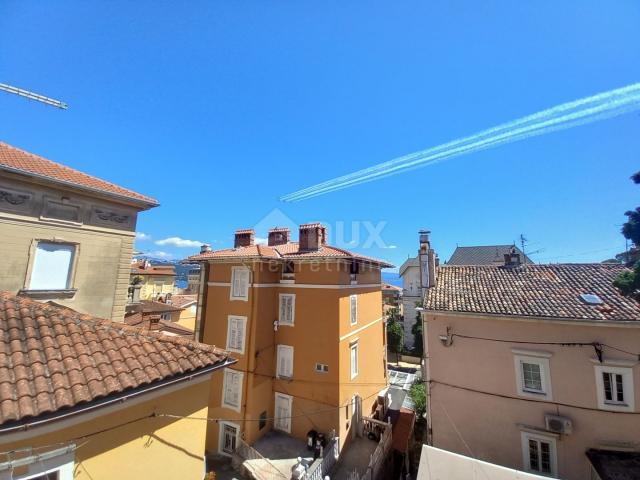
(234, 229, 255, 248)
(503, 246, 522, 268)
(200, 244, 211, 254)
(418, 230, 437, 288)
(299, 223, 327, 251)
(268, 227, 291, 246)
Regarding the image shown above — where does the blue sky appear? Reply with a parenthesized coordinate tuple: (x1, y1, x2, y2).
(1, 1, 639, 269)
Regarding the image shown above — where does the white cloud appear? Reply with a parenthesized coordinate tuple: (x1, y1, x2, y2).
(144, 250, 175, 259)
(135, 232, 151, 241)
(155, 236, 204, 248)
(255, 237, 268, 245)
(384, 245, 398, 249)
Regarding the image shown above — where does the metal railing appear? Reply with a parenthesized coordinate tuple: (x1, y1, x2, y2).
(235, 439, 287, 480)
(306, 434, 339, 480)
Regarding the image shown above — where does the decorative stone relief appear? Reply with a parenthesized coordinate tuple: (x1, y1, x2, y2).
(95, 209, 130, 224)
(0, 189, 30, 205)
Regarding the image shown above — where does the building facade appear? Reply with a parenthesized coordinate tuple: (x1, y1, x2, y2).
(189, 224, 392, 456)
(399, 256, 420, 350)
(130, 260, 176, 300)
(420, 234, 640, 480)
(0, 292, 233, 480)
(0, 141, 157, 321)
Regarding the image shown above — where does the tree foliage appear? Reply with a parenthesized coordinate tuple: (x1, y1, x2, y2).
(412, 302, 424, 356)
(409, 381, 426, 418)
(615, 171, 640, 299)
(386, 310, 404, 363)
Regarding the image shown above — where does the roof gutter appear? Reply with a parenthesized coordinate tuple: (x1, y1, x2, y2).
(425, 309, 640, 327)
(0, 357, 236, 437)
(0, 165, 159, 210)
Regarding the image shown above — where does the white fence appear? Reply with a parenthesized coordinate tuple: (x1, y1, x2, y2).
(235, 438, 287, 480)
(349, 417, 392, 480)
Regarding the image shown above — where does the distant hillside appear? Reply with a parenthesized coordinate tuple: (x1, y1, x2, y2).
(382, 271, 402, 287)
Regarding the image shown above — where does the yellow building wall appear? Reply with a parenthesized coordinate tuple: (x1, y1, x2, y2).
(176, 305, 197, 330)
(201, 259, 386, 454)
(133, 275, 175, 300)
(0, 380, 212, 480)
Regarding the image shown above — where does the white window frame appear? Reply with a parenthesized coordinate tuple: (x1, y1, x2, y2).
(0, 445, 75, 480)
(350, 341, 359, 379)
(27, 240, 78, 291)
(230, 266, 250, 301)
(221, 368, 243, 412)
(315, 363, 329, 373)
(512, 349, 553, 400)
(226, 315, 247, 354)
(350, 294, 358, 325)
(594, 364, 635, 412)
(277, 345, 294, 379)
(274, 392, 293, 433)
(521, 431, 557, 477)
(278, 294, 296, 326)
(218, 420, 240, 457)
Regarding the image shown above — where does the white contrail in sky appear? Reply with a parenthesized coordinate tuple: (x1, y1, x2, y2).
(280, 82, 640, 202)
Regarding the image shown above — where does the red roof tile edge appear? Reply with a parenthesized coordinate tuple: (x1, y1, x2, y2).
(0, 141, 159, 207)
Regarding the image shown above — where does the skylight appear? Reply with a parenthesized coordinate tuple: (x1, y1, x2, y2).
(580, 293, 603, 305)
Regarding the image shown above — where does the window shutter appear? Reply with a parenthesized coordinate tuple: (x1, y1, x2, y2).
(350, 295, 357, 324)
(239, 270, 249, 297)
(229, 320, 238, 350)
(278, 346, 293, 378)
(280, 296, 287, 324)
(231, 373, 240, 405)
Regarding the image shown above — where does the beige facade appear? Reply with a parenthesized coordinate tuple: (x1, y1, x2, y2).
(424, 312, 640, 480)
(0, 160, 156, 322)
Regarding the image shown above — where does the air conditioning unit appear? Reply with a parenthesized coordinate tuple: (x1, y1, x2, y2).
(545, 414, 573, 435)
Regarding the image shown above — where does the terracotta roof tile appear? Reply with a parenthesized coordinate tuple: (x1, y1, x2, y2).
(169, 294, 197, 309)
(0, 292, 231, 427)
(131, 261, 176, 276)
(424, 264, 640, 321)
(0, 141, 158, 206)
(188, 241, 393, 268)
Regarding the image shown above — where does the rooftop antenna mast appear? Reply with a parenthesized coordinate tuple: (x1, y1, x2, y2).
(519, 234, 528, 267)
(0, 83, 68, 109)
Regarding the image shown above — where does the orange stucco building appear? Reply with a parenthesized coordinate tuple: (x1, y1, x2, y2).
(189, 223, 392, 455)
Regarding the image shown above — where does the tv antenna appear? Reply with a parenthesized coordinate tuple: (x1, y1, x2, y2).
(0, 83, 68, 109)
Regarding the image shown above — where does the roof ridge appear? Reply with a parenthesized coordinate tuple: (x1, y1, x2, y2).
(0, 141, 158, 205)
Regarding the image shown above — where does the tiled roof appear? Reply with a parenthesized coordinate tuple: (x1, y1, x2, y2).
(188, 241, 394, 268)
(0, 141, 158, 207)
(424, 264, 640, 321)
(138, 300, 183, 314)
(0, 292, 231, 428)
(586, 449, 640, 480)
(448, 245, 532, 265)
(169, 294, 197, 309)
(131, 261, 176, 276)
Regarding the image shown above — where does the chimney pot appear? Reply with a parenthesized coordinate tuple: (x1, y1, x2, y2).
(268, 227, 291, 246)
(298, 223, 327, 251)
(200, 244, 211, 254)
(234, 229, 255, 248)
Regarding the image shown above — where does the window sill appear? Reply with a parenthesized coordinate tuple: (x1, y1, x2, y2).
(19, 289, 77, 299)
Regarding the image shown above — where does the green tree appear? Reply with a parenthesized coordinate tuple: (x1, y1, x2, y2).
(386, 311, 404, 364)
(409, 381, 426, 418)
(412, 302, 424, 356)
(615, 172, 640, 299)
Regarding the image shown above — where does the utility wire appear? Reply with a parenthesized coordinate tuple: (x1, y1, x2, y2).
(450, 333, 640, 361)
(429, 380, 640, 414)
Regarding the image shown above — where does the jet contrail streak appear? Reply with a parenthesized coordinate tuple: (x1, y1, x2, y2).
(280, 82, 640, 202)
